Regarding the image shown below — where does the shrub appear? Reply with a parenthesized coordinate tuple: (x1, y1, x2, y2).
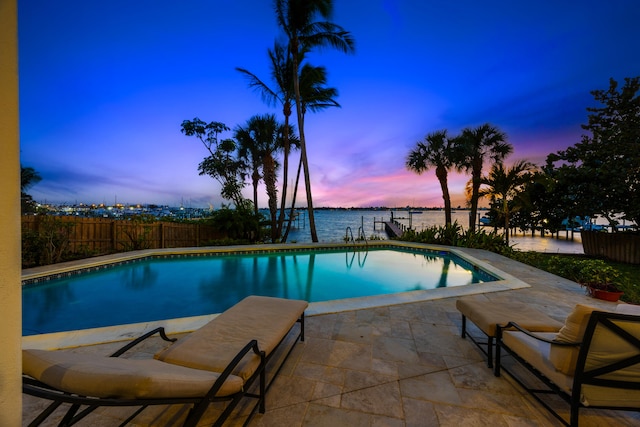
(398, 222, 510, 252)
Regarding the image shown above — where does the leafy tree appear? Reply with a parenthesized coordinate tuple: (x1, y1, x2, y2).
(453, 124, 513, 231)
(180, 118, 250, 210)
(275, 0, 355, 242)
(546, 76, 640, 228)
(478, 160, 537, 245)
(406, 130, 455, 225)
(204, 205, 264, 243)
(21, 165, 42, 213)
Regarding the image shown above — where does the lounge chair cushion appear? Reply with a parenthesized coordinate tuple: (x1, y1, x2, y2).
(616, 303, 640, 315)
(580, 317, 640, 407)
(23, 349, 244, 399)
(550, 304, 598, 375)
(506, 316, 640, 408)
(456, 298, 563, 337)
(155, 296, 308, 381)
(503, 331, 574, 394)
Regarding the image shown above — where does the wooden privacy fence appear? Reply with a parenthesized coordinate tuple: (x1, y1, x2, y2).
(581, 230, 640, 264)
(22, 216, 223, 254)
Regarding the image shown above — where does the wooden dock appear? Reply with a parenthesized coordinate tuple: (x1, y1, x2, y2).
(383, 221, 404, 238)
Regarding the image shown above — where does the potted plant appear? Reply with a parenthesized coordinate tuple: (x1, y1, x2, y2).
(576, 260, 624, 302)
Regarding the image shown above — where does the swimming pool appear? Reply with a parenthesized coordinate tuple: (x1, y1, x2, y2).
(22, 244, 498, 335)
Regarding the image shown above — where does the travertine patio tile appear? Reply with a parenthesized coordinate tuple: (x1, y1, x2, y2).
(343, 369, 397, 393)
(372, 335, 420, 363)
(402, 396, 439, 427)
(399, 352, 448, 378)
(449, 362, 516, 394)
(264, 374, 316, 409)
(251, 402, 308, 427)
(305, 315, 337, 340)
(442, 352, 484, 370)
(399, 371, 462, 405)
(331, 319, 374, 344)
(435, 404, 510, 427)
(340, 381, 403, 418)
(456, 388, 541, 419)
(311, 382, 342, 404)
(293, 361, 345, 386)
(371, 356, 400, 377)
(501, 414, 547, 427)
(370, 414, 405, 427)
(326, 340, 371, 370)
(412, 323, 473, 358)
(298, 336, 335, 365)
(302, 403, 372, 427)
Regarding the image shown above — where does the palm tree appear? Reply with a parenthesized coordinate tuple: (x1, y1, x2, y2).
(235, 114, 288, 242)
(453, 123, 513, 231)
(236, 42, 297, 238)
(282, 63, 340, 242)
(275, 0, 355, 242)
(406, 130, 455, 225)
(234, 124, 263, 216)
(282, 64, 340, 243)
(478, 160, 537, 245)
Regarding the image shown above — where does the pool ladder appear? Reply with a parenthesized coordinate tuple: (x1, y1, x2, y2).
(345, 226, 368, 248)
(345, 226, 368, 268)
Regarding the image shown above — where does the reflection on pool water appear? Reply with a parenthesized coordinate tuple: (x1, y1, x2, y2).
(22, 247, 497, 335)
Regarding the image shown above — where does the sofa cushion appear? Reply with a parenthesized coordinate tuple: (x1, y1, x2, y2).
(23, 349, 244, 399)
(155, 296, 308, 381)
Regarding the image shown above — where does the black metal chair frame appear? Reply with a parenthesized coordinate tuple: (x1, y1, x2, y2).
(495, 311, 640, 426)
(23, 313, 305, 427)
(459, 314, 496, 368)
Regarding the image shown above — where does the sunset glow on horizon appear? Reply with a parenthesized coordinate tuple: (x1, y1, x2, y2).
(18, 1, 640, 208)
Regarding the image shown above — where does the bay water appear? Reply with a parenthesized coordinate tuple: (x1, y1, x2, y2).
(283, 209, 584, 254)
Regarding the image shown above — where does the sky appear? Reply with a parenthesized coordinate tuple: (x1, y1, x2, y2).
(18, 0, 640, 209)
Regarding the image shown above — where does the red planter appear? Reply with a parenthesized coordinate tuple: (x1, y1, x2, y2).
(593, 289, 624, 302)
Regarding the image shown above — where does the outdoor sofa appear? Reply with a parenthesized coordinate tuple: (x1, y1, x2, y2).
(495, 303, 640, 426)
(22, 295, 308, 427)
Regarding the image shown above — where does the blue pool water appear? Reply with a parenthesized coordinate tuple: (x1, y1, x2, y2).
(22, 248, 496, 335)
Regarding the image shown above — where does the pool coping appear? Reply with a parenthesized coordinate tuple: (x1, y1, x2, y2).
(22, 241, 530, 350)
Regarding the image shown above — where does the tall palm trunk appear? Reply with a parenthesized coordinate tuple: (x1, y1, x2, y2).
(503, 198, 510, 245)
(251, 170, 260, 215)
(282, 151, 304, 242)
(292, 37, 318, 242)
(263, 154, 279, 242)
(277, 101, 291, 239)
(435, 165, 452, 225)
(469, 158, 483, 232)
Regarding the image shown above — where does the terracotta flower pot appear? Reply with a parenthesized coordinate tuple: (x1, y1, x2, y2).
(593, 289, 624, 302)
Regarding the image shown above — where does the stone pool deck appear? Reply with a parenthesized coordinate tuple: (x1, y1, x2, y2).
(22, 248, 640, 426)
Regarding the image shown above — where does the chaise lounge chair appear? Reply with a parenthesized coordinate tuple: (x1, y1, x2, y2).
(495, 304, 640, 426)
(22, 295, 308, 427)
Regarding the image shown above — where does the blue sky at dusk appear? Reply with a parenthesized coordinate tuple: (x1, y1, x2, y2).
(18, 0, 640, 208)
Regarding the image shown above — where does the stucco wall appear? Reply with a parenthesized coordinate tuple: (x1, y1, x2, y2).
(0, 0, 22, 424)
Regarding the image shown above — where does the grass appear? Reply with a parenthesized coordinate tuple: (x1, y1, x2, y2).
(505, 251, 640, 304)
